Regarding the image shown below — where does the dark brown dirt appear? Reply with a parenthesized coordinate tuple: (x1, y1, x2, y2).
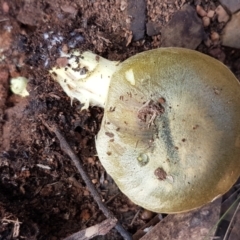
(0, 0, 239, 239)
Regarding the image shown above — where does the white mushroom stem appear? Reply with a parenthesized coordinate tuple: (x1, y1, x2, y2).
(50, 51, 119, 109)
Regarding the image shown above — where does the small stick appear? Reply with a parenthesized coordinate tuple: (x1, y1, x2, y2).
(105, 193, 120, 205)
(42, 121, 132, 240)
(2, 218, 21, 238)
(0, 18, 9, 22)
(130, 209, 141, 226)
(64, 218, 117, 240)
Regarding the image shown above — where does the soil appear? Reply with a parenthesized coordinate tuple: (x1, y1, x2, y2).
(0, 0, 239, 240)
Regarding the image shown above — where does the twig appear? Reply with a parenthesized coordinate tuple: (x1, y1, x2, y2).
(0, 18, 9, 22)
(64, 218, 117, 240)
(42, 121, 132, 240)
(105, 192, 120, 205)
(130, 209, 141, 226)
(2, 218, 21, 238)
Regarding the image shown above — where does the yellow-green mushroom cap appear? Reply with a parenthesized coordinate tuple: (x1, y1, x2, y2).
(96, 48, 240, 213)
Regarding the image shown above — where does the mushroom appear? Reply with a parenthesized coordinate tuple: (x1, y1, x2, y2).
(50, 48, 240, 213)
(10, 76, 29, 97)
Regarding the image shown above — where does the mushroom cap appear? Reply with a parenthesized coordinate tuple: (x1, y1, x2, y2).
(96, 48, 240, 213)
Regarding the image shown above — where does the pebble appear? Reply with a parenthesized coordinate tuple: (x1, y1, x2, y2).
(207, 10, 215, 18)
(215, 5, 230, 23)
(2, 1, 9, 13)
(161, 4, 205, 49)
(83, 189, 90, 196)
(196, 5, 207, 17)
(60, 5, 77, 16)
(222, 11, 240, 49)
(120, 0, 127, 11)
(17, 2, 44, 26)
(141, 209, 154, 220)
(92, 179, 98, 184)
(219, 0, 240, 13)
(210, 31, 220, 45)
(202, 16, 210, 27)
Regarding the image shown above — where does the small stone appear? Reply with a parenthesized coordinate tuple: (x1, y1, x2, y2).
(120, 0, 127, 11)
(92, 179, 98, 184)
(207, 10, 215, 18)
(202, 16, 210, 27)
(141, 209, 154, 220)
(87, 157, 95, 165)
(210, 32, 220, 43)
(222, 11, 240, 49)
(61, 5, 77, 15)
(17, 3, 44, 26)
(2, 2, 9, 13)
(215, 5, 230, 23)
(161, 5, 205, 49)
(83, 189, 90, 196)
(196, 5, 207, 17)
(219, 0, 240, 13)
